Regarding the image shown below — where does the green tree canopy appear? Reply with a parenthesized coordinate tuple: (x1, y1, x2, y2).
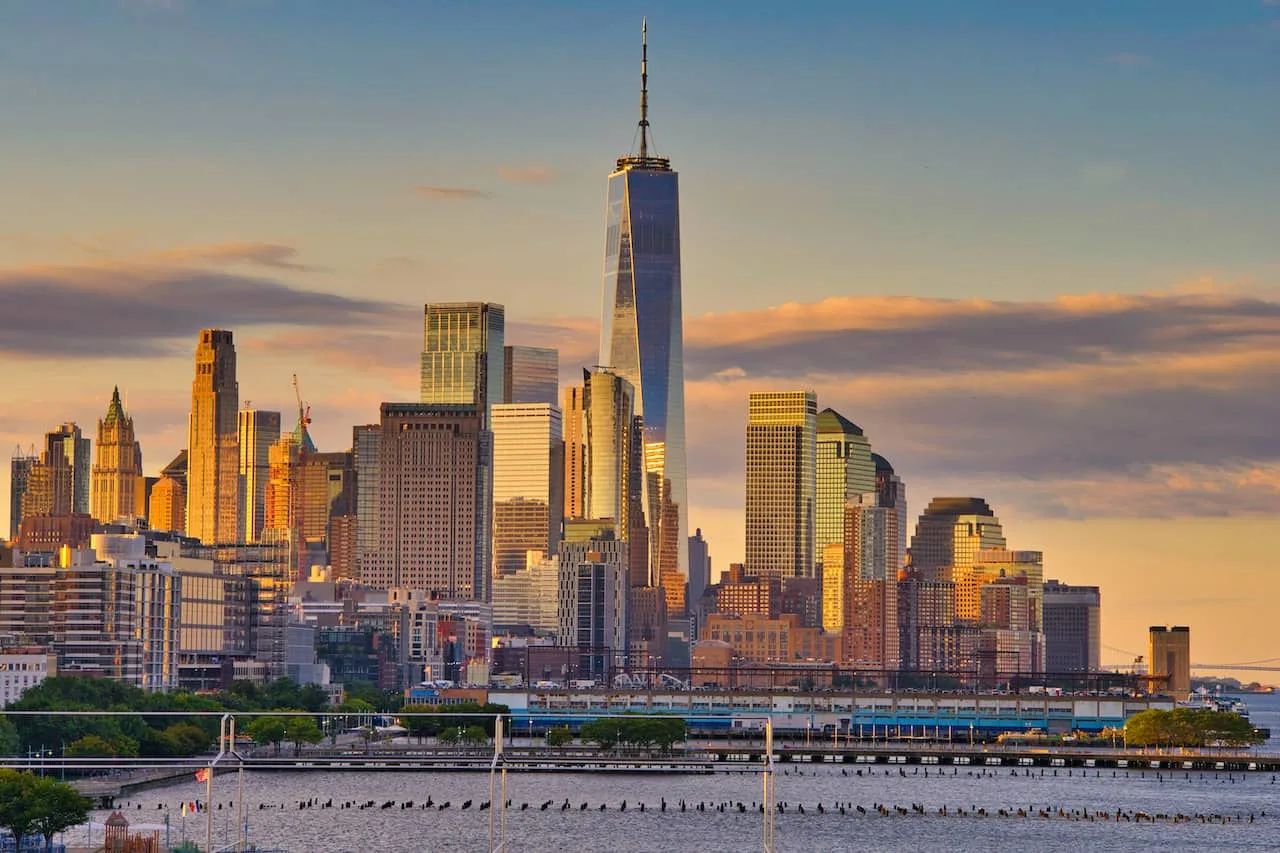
(245, 717, 288, 756)
(28, 776, 90, 848)
(283, 715, 324, 755)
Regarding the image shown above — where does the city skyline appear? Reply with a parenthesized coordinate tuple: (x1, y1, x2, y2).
(1, 3, 1279, 677)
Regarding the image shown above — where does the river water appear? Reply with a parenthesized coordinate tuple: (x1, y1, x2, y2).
(66, 693, 1280, 853)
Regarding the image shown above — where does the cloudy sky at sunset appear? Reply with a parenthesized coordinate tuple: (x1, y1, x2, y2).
(2, 1, 1278, 677)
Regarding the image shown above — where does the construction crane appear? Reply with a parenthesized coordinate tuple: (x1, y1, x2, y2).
(292, 374, 311, 431)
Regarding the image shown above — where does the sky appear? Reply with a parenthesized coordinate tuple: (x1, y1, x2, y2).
(2, 1, 1278, 680)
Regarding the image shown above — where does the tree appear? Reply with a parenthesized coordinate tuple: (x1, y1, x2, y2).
(399, 704, 441, 743)
(461, 725, 489, 746)
(164, 723, 213, 756)
(580, 720, 618, 750)
(545, 727, 573, 747)
(283, 715, 324, 756)
(66, 735, 120, 758)
(0, 769, 37, 849)
(27, 777, 89, 851)
(0, 718, 19, 756)
(437, 727, 461, 745)
(245, 717, 288, 756)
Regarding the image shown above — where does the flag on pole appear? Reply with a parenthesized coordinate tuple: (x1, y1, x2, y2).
(181, 803, 187, 817)
(195, 768, 211, 783)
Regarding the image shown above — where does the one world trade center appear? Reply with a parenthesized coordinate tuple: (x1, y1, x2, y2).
(600, 19, 688, 612)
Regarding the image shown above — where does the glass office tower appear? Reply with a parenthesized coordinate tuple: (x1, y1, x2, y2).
(600, 21, 688, 608)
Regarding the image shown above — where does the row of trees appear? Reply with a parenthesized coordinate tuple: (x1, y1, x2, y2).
(398, 703, 511, 742)
(1124, 708, 1263, 748)
(0, 676, 372, 760)
(580, 717, 686, 752)
(0, 770, 89, 850)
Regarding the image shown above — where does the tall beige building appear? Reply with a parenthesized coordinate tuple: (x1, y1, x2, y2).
(562, 385, 587, 520)
(186, 329, 240, 545)
(371, 403, 489, 599)
(238, 409, 281, 543)
(91, 388, 145, 524)
(1149, 625, 1191, 699)
(491, 403, 564, 576)
(745, 391, 817, 579)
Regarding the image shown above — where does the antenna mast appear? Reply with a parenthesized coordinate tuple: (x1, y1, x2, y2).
(639, 17, 649, 159)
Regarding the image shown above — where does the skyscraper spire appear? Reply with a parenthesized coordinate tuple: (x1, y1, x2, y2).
(639, 17, 650, 159)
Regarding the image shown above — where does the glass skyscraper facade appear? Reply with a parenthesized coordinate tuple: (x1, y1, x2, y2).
(600, 25, 688, 608)
(908, 497, 1007, 586)
(420, 302, 505, 420)
(815, 407, 875, 569)
(503, 345, 559, 406)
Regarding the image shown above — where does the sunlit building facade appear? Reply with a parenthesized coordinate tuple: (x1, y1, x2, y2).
(815, 408, 875, 569)
(562, 385, 588, 520)
(420, 302, 505, 421)
(491, 403, 564, 575)
(186, 329, 240, 545)
(237, 408, 281, 543)
(908, 497, 1007, 586)
(745, 391, 817, 579)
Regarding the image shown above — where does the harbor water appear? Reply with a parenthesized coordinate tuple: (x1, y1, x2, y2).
(66, 693, 1280, 853)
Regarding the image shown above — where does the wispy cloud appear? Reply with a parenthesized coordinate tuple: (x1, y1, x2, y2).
(0, 261, 407, 358)
(413, 186, 491, 201)
(498, 165, 555, 184)
(147, 241, 315, 271)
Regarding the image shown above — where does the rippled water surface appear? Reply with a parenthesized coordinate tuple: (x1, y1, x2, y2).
(65, 763, 1280, 853)
(65, 693, 1280, 853)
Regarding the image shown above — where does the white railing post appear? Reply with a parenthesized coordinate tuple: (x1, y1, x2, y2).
(763, 717, 775, 852)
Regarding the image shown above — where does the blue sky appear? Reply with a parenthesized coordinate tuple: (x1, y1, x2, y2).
(2, 0, 1279, 674)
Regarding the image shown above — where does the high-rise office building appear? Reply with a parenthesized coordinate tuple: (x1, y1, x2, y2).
(503, 345, 559, 406)
(420, 302, 505, 421)
(371, 404, 490, 599)
(238, 409, 281, 543)
(975, 548, 1044, 631)
(1149, 625, 1191, 699)
(21, 424, 90, 522)
(90, 388, 145, 524)
(491, 402, 564, 575)
(687, 528, 711, 609)
(600, 21, 688, 607)
(745, 391, 817, 579)
(872, 453, 908, 575)
(9, 447, 37, 540)
(908, 497, 1007, 585)
(557, 548, 628, 679)
(582, 368, 651, 587)
(1041, 579, 1100, 673)
(816, 408, 875, 567)
(186, 329, 240, 545)
(352, 424, 381, 581)
(148, 451, 187, 535)
(562, 385, 588, 520)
